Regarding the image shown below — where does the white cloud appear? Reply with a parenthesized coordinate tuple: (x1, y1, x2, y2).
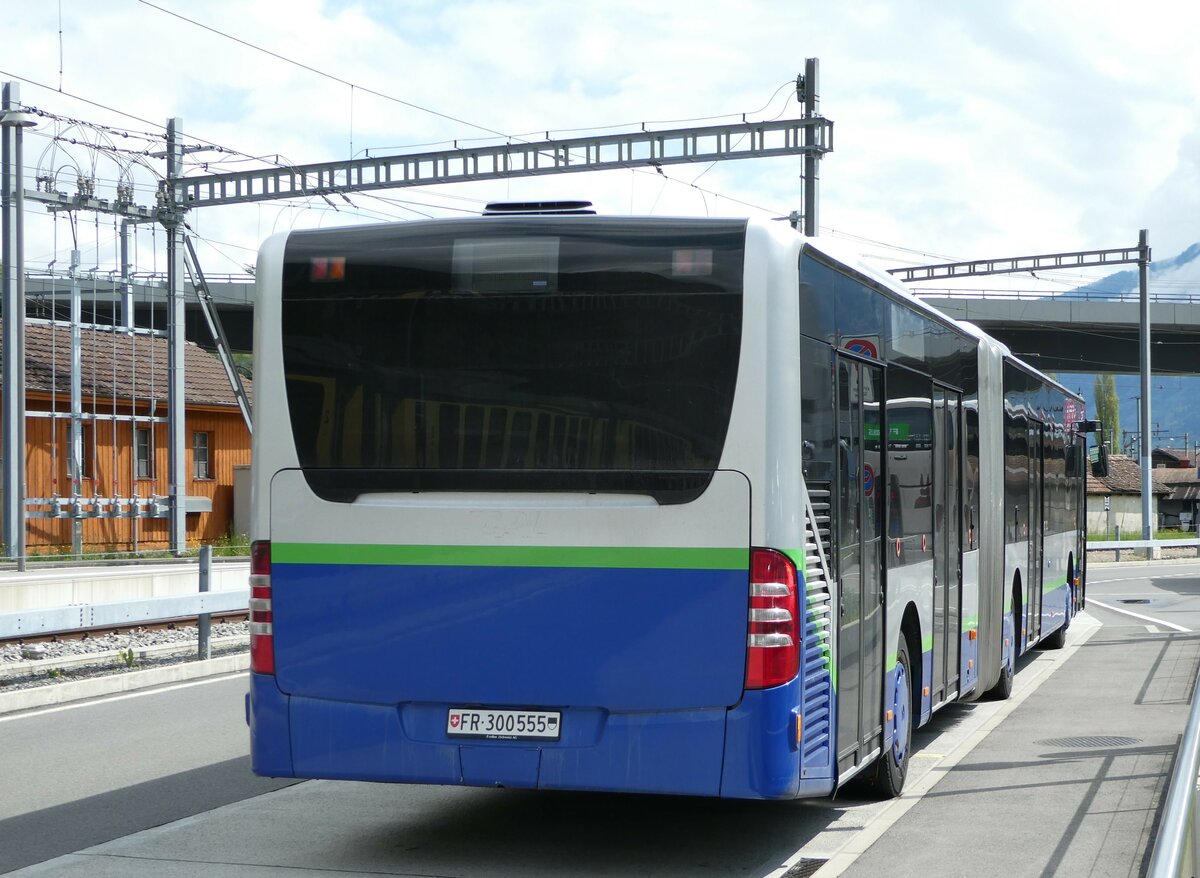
(3, 0, 1198, 278)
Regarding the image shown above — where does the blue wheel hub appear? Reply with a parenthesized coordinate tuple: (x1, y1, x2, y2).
(892, 662, 910, 764)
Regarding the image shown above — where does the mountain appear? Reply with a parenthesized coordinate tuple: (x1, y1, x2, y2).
(1055, 374, 1200, 455)
(1058, 242, 1200, 453)
(1066, 241, 1200, 297)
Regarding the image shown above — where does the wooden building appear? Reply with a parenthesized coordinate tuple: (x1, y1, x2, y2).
(3, 321, 252, 554)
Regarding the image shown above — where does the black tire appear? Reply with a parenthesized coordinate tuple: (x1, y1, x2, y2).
(870, 636, 913, 798)
(1042, 621, 1068, 650)
(983, 603, 1015, 701)
(983, 650, 1013, 700)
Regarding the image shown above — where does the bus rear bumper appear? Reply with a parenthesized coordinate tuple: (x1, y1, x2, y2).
(249, 680, 812, 799)
(277, 695, 727, 795)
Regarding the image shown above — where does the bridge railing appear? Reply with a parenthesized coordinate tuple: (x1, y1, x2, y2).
(914, 288, 1200, 304)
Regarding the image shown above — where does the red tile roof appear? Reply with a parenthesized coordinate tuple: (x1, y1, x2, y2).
(1087, 454, 1171, 496)
(4, 321, 251, 408)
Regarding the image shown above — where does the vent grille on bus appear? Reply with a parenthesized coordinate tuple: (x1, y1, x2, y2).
(483, 200, 596, 215)
(801, 484, 833, 767)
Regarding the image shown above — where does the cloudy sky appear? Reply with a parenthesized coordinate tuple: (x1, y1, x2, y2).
(3, 0, 1198, 288)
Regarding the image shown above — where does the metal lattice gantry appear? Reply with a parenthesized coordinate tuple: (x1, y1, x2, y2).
(178, 116, 832, 209)
(2, 62, 835, 560)
(885, 245, 1145, 283)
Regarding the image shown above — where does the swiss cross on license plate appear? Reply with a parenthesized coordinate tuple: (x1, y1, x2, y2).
(446, 708, 561, 741)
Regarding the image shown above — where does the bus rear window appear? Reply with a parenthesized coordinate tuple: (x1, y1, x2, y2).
(280, 218, 745, 504)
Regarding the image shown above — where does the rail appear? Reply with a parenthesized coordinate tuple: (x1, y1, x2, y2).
(1147, 670, 1200, 878)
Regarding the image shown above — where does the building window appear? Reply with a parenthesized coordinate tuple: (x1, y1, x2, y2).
(70, 423, 93, 481)
(80, 423, 92, 480)
(193, 432, 211, 480)
(135, 427, 154, 479)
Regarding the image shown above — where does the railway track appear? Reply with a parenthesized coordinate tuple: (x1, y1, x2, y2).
(1, 611, 249, 647)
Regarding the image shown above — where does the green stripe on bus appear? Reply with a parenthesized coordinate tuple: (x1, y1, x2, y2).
(1043, 576, 1069, 594)
(272, 542, 749, 570)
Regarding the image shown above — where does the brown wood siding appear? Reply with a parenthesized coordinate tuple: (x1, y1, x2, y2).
(18, 393, 250, 554)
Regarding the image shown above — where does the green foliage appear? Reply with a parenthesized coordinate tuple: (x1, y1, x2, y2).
(211, 529, 250, 557)
(1092, 374, 1121, 450)
(232, 352, 254, 380)
(1088, 529, 1193, 541)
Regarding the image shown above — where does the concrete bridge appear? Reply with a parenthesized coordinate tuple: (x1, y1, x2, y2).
(909, 288, 1200, 374)
(25, 272, 1200, 375)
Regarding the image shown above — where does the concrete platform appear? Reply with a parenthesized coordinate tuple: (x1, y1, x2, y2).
(825, 613, 1194, 876)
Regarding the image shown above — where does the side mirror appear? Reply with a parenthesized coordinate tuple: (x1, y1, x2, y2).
(1090, 441, 1109, 478)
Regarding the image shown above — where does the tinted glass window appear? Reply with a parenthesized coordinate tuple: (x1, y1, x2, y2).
(886, 366, 933, 569)
(281, 218, 746, 503)
(800, 336, 835, 483)
(798, 256, 837, 345)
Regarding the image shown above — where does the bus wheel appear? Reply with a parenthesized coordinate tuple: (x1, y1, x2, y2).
(984, 606, 1014, 701)
(870, 637, 912, 798)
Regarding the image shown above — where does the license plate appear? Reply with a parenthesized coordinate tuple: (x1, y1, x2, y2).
(446, 708, 561, 741)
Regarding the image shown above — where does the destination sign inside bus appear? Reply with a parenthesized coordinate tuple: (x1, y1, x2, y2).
(865, 423, 912, 442)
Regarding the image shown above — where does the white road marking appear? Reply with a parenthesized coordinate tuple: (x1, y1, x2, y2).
(1146, 625, 1161, 633)
(1091, 571, 1200, 585)
(0, 672, 245, 724)
(1088, 598, 1191, 633)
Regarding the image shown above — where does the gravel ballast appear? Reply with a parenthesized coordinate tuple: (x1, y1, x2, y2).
(0, 621, 249, 692)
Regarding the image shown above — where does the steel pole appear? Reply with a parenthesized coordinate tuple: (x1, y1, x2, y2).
(69, 250, 82, 556)
(198, 544, 211, 660)
(120, 220, 134, 330)
(1139, 229, 1152, 542)
(802, 57, 820, 237)
(2, 82, 33, 569)
(166, 118, 187, 554)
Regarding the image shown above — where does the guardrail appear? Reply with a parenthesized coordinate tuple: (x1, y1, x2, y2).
(0, 546, 249, 659)
(1087, 538, 1200, 560)
(0, 589, 250, 639)
(1147, 671, 1200, 878)
(1089, 534, 1200, 561)
(1088, 539, 1200, 549)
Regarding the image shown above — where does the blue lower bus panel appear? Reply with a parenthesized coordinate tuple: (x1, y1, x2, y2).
(249, 673, 817, 799)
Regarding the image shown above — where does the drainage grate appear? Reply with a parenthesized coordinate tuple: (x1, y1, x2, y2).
(1036, 735, 1141, 749)
(784, 860, 828, 878)
(1120, 599, 1152, 604)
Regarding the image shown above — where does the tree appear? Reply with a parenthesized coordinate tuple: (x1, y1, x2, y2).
(1093, 374, 1121, 452)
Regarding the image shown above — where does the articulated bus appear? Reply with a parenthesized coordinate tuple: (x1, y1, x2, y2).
(247, 212, 1087, 799)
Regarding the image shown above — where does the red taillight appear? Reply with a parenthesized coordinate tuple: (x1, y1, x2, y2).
(249, 540, 274, 675)
(745, 548, 800, 690)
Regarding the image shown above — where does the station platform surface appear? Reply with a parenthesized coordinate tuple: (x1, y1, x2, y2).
(823, 609, 1195, 876)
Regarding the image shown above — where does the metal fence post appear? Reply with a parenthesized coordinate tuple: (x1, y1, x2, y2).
(198, 545, 212, 660)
